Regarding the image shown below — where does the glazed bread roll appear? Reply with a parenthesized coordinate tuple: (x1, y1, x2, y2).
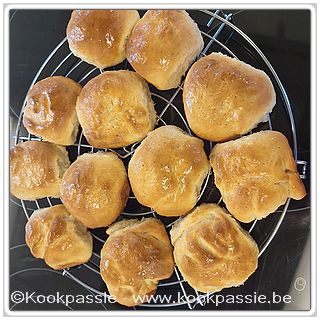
(76, 70, 157, 148)
(128, 125, 210, 216)
(100, 218, 174, 306)
(10, 141, 70, 200)
(210, 131, 306, 223)
(183, 52, 276, 141)
(126, 10, 204, 90)
(60, 152, 130, 228)
(67, 10, 140, 69)
(170, 203, 259, 293)
(23, 76, 82, 145)
(25, 204, 93, 270)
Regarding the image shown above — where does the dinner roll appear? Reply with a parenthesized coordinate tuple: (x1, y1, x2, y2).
(170, 203, 259, 293)
(183, 52, 276, 141)
(10, 141, 70, 200)
(23, 76, 82, 145)
(76, 70, 156, 148)
(210, 131, 306, 223)
(100, 218, 174, 306)
(25, 204, 92, 270)
(67, 10, 140, 69)
(128, 125, 210, 216)
(126, 10, 204, 90)
(60, 152, 129, 228)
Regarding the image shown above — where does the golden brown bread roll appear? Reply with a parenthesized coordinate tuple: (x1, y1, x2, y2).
(210, 130, 306, 223)
(100, 218, 174, 306)
(60, 152, 130, 228)
(25, 204, 92, 270)
(183, 52, 276, 141)
(170, 203, 259, 293)
(67, 10, 140, 69)
(126, 10, 204, 90)
(128, 125, 210, 217)
(76, 70, 157, 148)
(23, 76, 82, 145)
(10, 141, 70, 200)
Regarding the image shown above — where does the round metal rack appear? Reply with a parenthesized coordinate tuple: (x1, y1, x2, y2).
(12, 9, 304, 310)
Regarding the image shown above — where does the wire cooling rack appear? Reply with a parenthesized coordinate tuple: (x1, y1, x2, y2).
(11, 10, 308, 310)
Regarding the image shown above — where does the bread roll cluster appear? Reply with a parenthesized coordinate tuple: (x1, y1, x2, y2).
(10, 10, 306, 307)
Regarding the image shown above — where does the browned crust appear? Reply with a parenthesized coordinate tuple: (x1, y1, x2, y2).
(100, 218, 174, 306)
(126, 10, 204, 90)
(67, 10, 140, 69)
(10, 141, 70, 200)
(170, 203, 259, 293)
(76, 70, 156, 148)
(128, 125, 210, 216)
(60, 152, 130, 228)
(209, 130, 306, 222)
(25, 204, 93, 270)
(23, 76, 82, 146)
(183, 52, 276, 141)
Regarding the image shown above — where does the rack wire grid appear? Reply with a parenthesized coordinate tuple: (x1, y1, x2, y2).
(11, 9, 307, 310)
